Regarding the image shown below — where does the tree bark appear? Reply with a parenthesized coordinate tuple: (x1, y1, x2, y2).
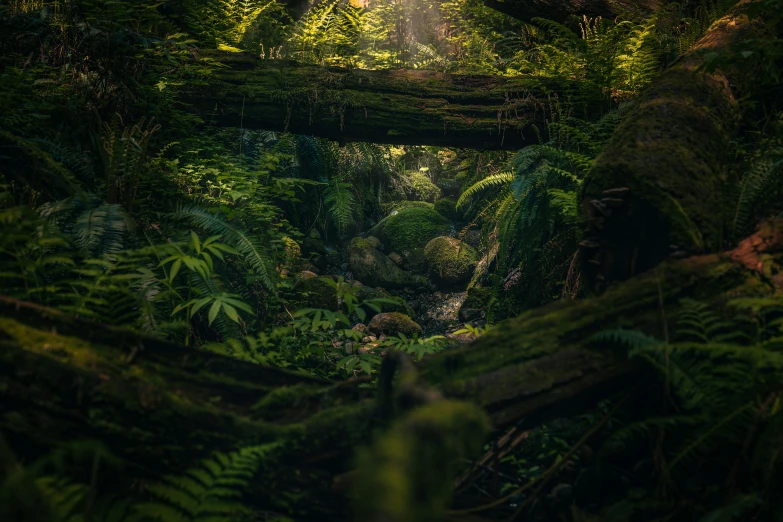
(186, 52, 562, 149)
(579, 1, 759, 289)
(481, 0, 662, 24)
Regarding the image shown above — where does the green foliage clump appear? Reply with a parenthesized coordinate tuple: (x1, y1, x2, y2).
(423, 236, 479, 286)
(370, 207, 449, 253)
(433, 198, 461, 220)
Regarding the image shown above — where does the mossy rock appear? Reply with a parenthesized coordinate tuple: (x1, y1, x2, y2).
(367, 312, 423, 337)
(458, 286, 493, 322)
(434, 198, 461, 221)
(293, 272, 337, 310)
(364, 236, 381, 249)
(424, 237, 479, 288)
(389, 200, 435, 212)
(349, 241, 428, 290)
(406, 171, 442, 203)
(369, 207, 449, 254)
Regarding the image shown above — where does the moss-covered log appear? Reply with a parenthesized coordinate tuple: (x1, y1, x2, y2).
(2, 220, 782, 519)
(579, 2, 758, 288)
(186, 53, 561, 149)
(481, 0, 661, 24)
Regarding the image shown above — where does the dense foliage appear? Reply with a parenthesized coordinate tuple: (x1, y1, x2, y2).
(1, 0, 783, 521)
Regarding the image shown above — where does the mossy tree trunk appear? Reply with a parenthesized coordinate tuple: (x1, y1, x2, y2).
(185, 53, 564, 149)
(2, 219, 781, 518)
(579, 1, 759, 289)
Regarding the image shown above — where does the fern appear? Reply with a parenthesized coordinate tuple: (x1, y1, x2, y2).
(170, 206, 276, 292)
(135, 444, 278, 522)
(323, 180, 358, 235)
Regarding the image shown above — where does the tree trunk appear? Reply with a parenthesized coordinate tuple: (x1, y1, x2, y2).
(481, 0, 662, 24)
(186, 53, 562, 149)
(579, 1, 759, 289)
(1, 218, 781, 518)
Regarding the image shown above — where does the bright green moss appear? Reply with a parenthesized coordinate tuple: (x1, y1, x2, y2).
(370, 207, 450, 253)
(423, 236, 479, 286)
(406, 171, 442, 202)
(353, 400, 489, 522)
(433, 198, 460, 220)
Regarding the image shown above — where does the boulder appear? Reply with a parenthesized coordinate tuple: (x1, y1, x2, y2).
(458, 286, 492, 322)
(293, 272, 337, 310)
(368, 207, 449, 254)
(348, 238, 428, 289)
(434, 198, 461, 221)
(368, 312, 423, 337)
(424, 236, 479, 287)
(388, 252, 404, 266)
(364, 235, 381, 249)
(406, 170, 441, 202)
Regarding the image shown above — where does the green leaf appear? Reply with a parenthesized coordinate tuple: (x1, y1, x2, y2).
(208, 300, 222, 325)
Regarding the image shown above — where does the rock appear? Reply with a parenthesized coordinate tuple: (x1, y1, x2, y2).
(458, 286, 492, 322)
(308, 228, 321, 239)
(352, 323, 368, 334)
(424, 236, 479, 287)
(364, 236, 381, 249)
(406, 170, 442, 202)
(348, 238, 428, 290)
(293, 273, 337, 310)
(345, 342, 354, 354)
(445, 329, 475, 344)
(434, 198, 461, 221)
(388, 252, 404, 266)
(401, 248, 428, 273)
(368, 312, 423, 337)
(367, 207, 449, 254)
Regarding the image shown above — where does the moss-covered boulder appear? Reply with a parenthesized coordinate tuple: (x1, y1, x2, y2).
(349, 238, 427, 289)
(364, 235, 381, 249)
(389, 201, 434, 212)
(458, 286, 493, 322)
(424, 237, 479, 287)
(369, 207, 450, 254)
(406, 171, 442, 202)
(368, 312, 423, 337)
(293, 271, 337, 310)
(356, 286, 416, 320)
(434, 198, 461, 221)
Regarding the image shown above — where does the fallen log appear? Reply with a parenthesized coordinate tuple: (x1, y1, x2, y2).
(2, 219, 781, 518)
(481, 0, 662, 24)
(580, 1, 759, 288)
(186, 53, 563, 149)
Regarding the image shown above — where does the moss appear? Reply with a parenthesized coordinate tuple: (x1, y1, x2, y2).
(458, 286, 493, 321)
(433, 198, 461, 220)
(354, 400, 489, 522)
(389, 200, 434, 212)
(368, 312, 423, 337)
(583, 66, 736, 284)
(406, 171, 442, 202)
(423, 236, 479, 287)
(349, 241, 428, 289)
(293, 275, 337, 310)
(369, 207, 449, 253)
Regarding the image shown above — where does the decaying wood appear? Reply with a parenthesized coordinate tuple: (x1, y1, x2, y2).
(580, 1, 758, 288)
(185, 52, 562, 149)
(2, 218, 781, 517)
